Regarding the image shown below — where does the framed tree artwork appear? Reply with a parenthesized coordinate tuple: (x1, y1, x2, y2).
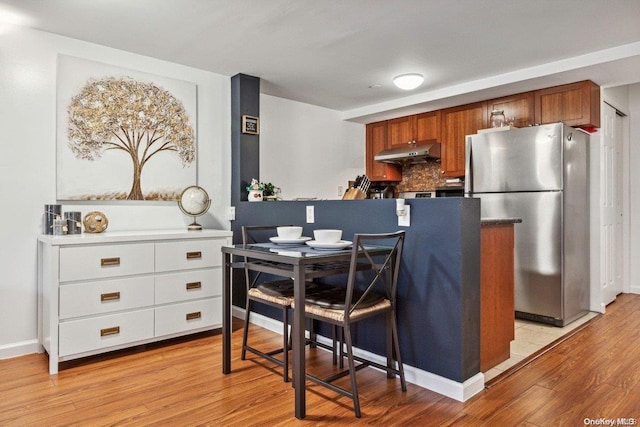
(56, 55, 198, 201)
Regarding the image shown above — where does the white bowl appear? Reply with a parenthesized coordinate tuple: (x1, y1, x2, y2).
(277, 226, 303, 239)
(313, 229, 342, 243)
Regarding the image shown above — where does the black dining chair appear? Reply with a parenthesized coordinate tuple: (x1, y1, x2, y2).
(292, 230, 407, 418)
(240, 225, 323, 382)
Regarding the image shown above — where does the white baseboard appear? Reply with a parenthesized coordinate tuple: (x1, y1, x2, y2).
(0, 339, 41, 360)
(629, 286, 640, 295)
(233, 306, 485, 402)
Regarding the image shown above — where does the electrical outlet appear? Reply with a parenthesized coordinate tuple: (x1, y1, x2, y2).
(306, 205, 315, 223)
(228, 206, 236, 221)
(338, 186, 343, 197)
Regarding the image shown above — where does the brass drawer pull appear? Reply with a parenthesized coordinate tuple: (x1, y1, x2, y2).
(186, 251, 202, 260)
(186, 281, 202, 290)
(101, 257, 121, 267)
(186, 311, 201, 321)
(100, 291, 121, 302)
(100, 326, 120, 337)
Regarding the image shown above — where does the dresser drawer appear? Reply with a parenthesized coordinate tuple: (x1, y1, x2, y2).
(59, 243, 154, 282)
(155, 298, 221, 336)
(59, 276, 155, 319)
(155, 239, 223, 272)
(155, 270, 222, 304)
(59, 309, 154, 356)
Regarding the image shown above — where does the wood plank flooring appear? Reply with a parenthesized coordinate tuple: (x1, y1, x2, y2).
(1, 294, 639, 425)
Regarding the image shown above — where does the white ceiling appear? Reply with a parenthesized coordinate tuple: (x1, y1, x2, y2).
(2, 0, 640, 122)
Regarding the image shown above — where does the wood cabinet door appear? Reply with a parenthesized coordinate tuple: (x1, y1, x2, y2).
(388, 112, 440, 147)
(387, 116, 414, 147)
(415, 111, 440, 143)
(440, 102, 487, 177)
(487, 92, 534, 128)
(534, 80, 600, 128)
(366, 121, 401, 181)
(480, 223, 515, 371)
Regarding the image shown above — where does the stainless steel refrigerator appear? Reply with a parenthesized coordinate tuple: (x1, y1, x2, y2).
(465, 123, 589, 326)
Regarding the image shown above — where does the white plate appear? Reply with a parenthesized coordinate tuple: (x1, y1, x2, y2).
(269, 236, 312, 245)
(269, 249, 303, 257)
(305, 240, 352, 250)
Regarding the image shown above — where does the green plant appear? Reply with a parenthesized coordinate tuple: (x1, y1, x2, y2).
(261, 182, 278, 197)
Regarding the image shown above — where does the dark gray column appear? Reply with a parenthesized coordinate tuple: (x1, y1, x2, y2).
(231, 73, 260, 205)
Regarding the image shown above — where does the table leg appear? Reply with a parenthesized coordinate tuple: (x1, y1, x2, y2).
(222, 252, 231, 374)
(292, 264, 306, 419)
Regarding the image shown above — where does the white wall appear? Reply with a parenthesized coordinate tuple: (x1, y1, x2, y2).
(629, 84, 640, 293)
(0, 26, 367, 360)
(259, 94, 364, 200)
(0, 25, 231, 358)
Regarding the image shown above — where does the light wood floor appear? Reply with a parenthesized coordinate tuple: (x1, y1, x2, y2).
(2, 294, 640, 426)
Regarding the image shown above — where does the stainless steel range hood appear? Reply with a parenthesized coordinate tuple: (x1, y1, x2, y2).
(374, 142, 441, 164)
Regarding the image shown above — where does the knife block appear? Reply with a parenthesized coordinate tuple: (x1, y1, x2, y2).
(342, 188, 366, 200)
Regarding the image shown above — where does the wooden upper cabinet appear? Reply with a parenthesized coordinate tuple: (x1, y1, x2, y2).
(366, 121, 401, 182)
(534, 80, 600, 128)
(486, 92, 535, 128)
(387, 111, 441, 147)
(387, 116, 414, 147)
(414, 111, 441, 143)
(363, 80, 600, 181)
(440, 102, 487, 177)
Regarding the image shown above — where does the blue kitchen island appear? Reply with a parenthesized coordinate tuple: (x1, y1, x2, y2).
(231, 197, 483, 400)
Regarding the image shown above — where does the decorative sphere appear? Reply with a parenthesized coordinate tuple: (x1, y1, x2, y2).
(180, 186, 209, 215)
(178, 186, 211, 231)
(83, 211, 109, 233)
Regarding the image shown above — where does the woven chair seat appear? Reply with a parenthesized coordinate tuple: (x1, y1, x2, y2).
(304, 288, 384, 310)
(251, 279, 326, 305)
(293, 298, 391, 322)
(248, 287, 294, 306)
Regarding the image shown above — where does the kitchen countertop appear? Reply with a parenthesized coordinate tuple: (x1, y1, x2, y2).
(481, 218, 522, 225)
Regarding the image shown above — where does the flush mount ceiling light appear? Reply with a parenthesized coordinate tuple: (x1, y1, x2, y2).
(393, 73, 424, 90)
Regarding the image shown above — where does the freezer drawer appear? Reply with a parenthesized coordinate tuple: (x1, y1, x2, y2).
(476, 192, 562, 320)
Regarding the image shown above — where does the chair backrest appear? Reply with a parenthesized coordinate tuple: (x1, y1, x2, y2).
(344, 231, 405, 315)
(241, 225, 292, 290)
(242, 225, 289, 245)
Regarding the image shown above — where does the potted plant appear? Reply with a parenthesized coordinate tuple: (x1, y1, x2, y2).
(261, 182, 280, 201)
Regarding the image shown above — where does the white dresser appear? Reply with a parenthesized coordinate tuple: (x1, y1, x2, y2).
(37, 229, 232, 374)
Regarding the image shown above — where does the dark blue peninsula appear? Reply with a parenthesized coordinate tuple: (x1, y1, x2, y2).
(231, 197, 486, 400)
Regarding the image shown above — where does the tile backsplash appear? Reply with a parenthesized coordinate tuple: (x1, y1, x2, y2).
(395, 160, 447, 192)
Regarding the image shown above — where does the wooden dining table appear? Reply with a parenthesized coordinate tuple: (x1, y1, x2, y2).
(221, 241, 390, 419)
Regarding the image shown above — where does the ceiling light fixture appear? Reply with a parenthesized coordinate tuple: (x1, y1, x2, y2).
(393, 73, 424, 90)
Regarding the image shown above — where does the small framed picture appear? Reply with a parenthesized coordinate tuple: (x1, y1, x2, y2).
(242, 115, 260, 135)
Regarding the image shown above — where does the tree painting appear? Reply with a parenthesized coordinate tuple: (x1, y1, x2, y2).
(66, 77, 195, 200)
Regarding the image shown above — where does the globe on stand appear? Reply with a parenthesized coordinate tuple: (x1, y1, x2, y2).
(177, 186, 211, 231)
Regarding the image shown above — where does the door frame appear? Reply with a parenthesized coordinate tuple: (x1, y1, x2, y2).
(619, 107, 631, 295)
(591, 98, 631, 312)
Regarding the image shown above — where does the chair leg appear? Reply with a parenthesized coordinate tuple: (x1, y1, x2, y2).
(338, 326, 344, 369)
(282, 307, 289, 382)
(386, 311, 393, 378)
(343, 324, 361, 418)
(331, 325, 338, 365)
(241, 299, 253, 360)
(309, 319, 318, 348)
(389, 312, 407, 391)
